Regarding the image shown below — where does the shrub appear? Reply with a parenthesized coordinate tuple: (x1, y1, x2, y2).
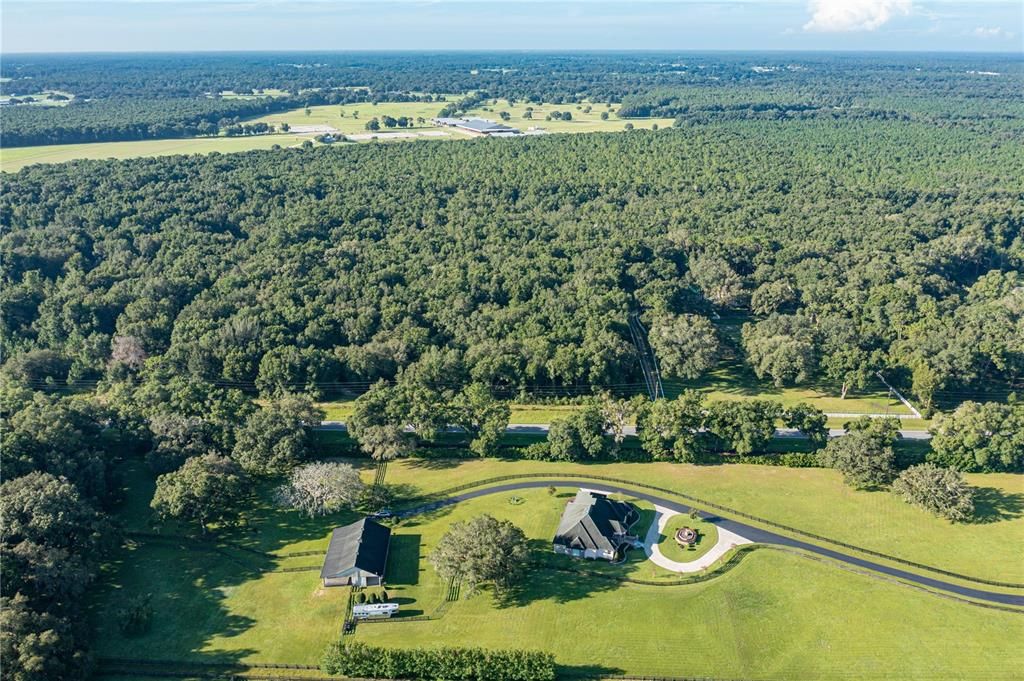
(520, 442, 552, 460)
(892, 464, 975, 522)
(740, 452, 821, 468)
(321, 641, 556, 680)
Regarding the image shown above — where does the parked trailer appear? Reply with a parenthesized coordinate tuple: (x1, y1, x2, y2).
(352, 603, 399, 619)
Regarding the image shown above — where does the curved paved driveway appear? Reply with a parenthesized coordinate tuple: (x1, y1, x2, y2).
(641, 505, 753, 573)
(400, 479, 1024, 607)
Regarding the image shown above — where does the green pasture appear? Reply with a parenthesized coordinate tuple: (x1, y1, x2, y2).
(356, 535, 1023, 680)
(463, 97, 676, 133)
(317, 400, 591, 425)
(658, 514, 721, 564)
(248, 102, 451, 135)
(1, 135, 307, 173)
(0, 90, 75, 105)
(377, 458, 1024, 584)
(91, 463, 1024, 679)
(2, 97, 682, 173)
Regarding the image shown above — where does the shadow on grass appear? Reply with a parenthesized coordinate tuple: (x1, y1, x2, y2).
(496, 563, 623, 608)
(633, 507, 657, 539)
(404, 457, 465, 470)
(972, 487, 1024, 524)
(89, 537, 263, 667)
(89, 459, 360, 668)
(557, 663, 626, 678)
(494, 540, 624, 608)
(395, 499, 457, 528)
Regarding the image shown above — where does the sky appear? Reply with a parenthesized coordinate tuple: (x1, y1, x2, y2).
(2, 1, 1021, 53)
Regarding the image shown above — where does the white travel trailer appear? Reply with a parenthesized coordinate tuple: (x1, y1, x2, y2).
(352, 603, 399, 620)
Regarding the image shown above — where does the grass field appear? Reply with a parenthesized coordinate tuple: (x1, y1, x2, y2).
(356, 539, 1023, 680)
(91, 463, 1024, 679)
(2, 98, 679, 172)
(658, 514, 720, 563)
(463, 98, 675, 133)
(316, 389, 927, 430)
(0, 135, 307, 173)
(249, 101, 452, 134)
(0, 90, 75, 106)
(377, 458, 1024, 584)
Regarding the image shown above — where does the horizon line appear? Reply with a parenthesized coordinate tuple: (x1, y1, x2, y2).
(4, 48, 1023, 57)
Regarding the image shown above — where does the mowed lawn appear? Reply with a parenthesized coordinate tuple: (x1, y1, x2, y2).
(0, 135, 310, 173)
(249, 101, 453, 134)
(377, 458, 1024, 584)
(3, 98, 679, 173)
(462, 98, 676, 133)
(90, 462, 359, 664)
(360, 543, 1022, 679)
(658, 514, 720, 563)
(92, 472, 1024, 679)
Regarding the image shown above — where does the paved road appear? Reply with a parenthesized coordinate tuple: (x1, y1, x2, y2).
(319, 421, 932, 440)
(399, 479, 1023, 607)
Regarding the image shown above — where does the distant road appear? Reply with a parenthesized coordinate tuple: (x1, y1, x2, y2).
(317, 421, 932, 440)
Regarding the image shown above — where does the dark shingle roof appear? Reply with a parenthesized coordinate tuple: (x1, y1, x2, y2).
(553, 490, 637, 553)
(321, 518, 391, 579)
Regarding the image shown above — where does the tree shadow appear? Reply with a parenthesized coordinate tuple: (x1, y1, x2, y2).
(496, 563, 624, 608)
(405, 457, 464, 470)
(89, 460, 351, 669)
(971, 486, 1024, 524)
(494, 540, 627, 608)
(394, 499, 457, 527)
(557, 663, 626, 678)
(88, 535, 264, 667)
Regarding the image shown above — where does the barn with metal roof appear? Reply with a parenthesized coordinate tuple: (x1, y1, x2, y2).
(320, 518, 391, 587)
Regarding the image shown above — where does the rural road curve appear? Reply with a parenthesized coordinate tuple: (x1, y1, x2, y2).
(399, 479, 1024, 607)
(318, 421, 932, 440)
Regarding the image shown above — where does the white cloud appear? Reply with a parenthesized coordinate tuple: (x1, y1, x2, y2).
(972, 26, 1015, 39)
(803, 0, 912, 32)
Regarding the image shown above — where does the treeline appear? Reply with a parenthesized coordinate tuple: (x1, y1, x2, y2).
(1, 97, 297, 147)
(616, 76, 1024, 130)
(0, 389, 146, 679)
(4, 52, 1020, 108)
(321, 642, 556, 681)
(0, 370, 330, 676)
(4, 53, 1021, 148)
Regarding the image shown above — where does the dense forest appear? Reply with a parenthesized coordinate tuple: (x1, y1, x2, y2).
(3, 118, 1022, 411)
(3, 52, 1022, 145)
(2, 52, 1023, 678)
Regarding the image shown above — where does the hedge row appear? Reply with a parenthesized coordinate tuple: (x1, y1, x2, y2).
(320, 641, 556, 681)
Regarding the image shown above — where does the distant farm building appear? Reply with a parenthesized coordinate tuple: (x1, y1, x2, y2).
(431, 117, 521, 136)
(321, 518, 391, 587)
(553, 489, 639, 561)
